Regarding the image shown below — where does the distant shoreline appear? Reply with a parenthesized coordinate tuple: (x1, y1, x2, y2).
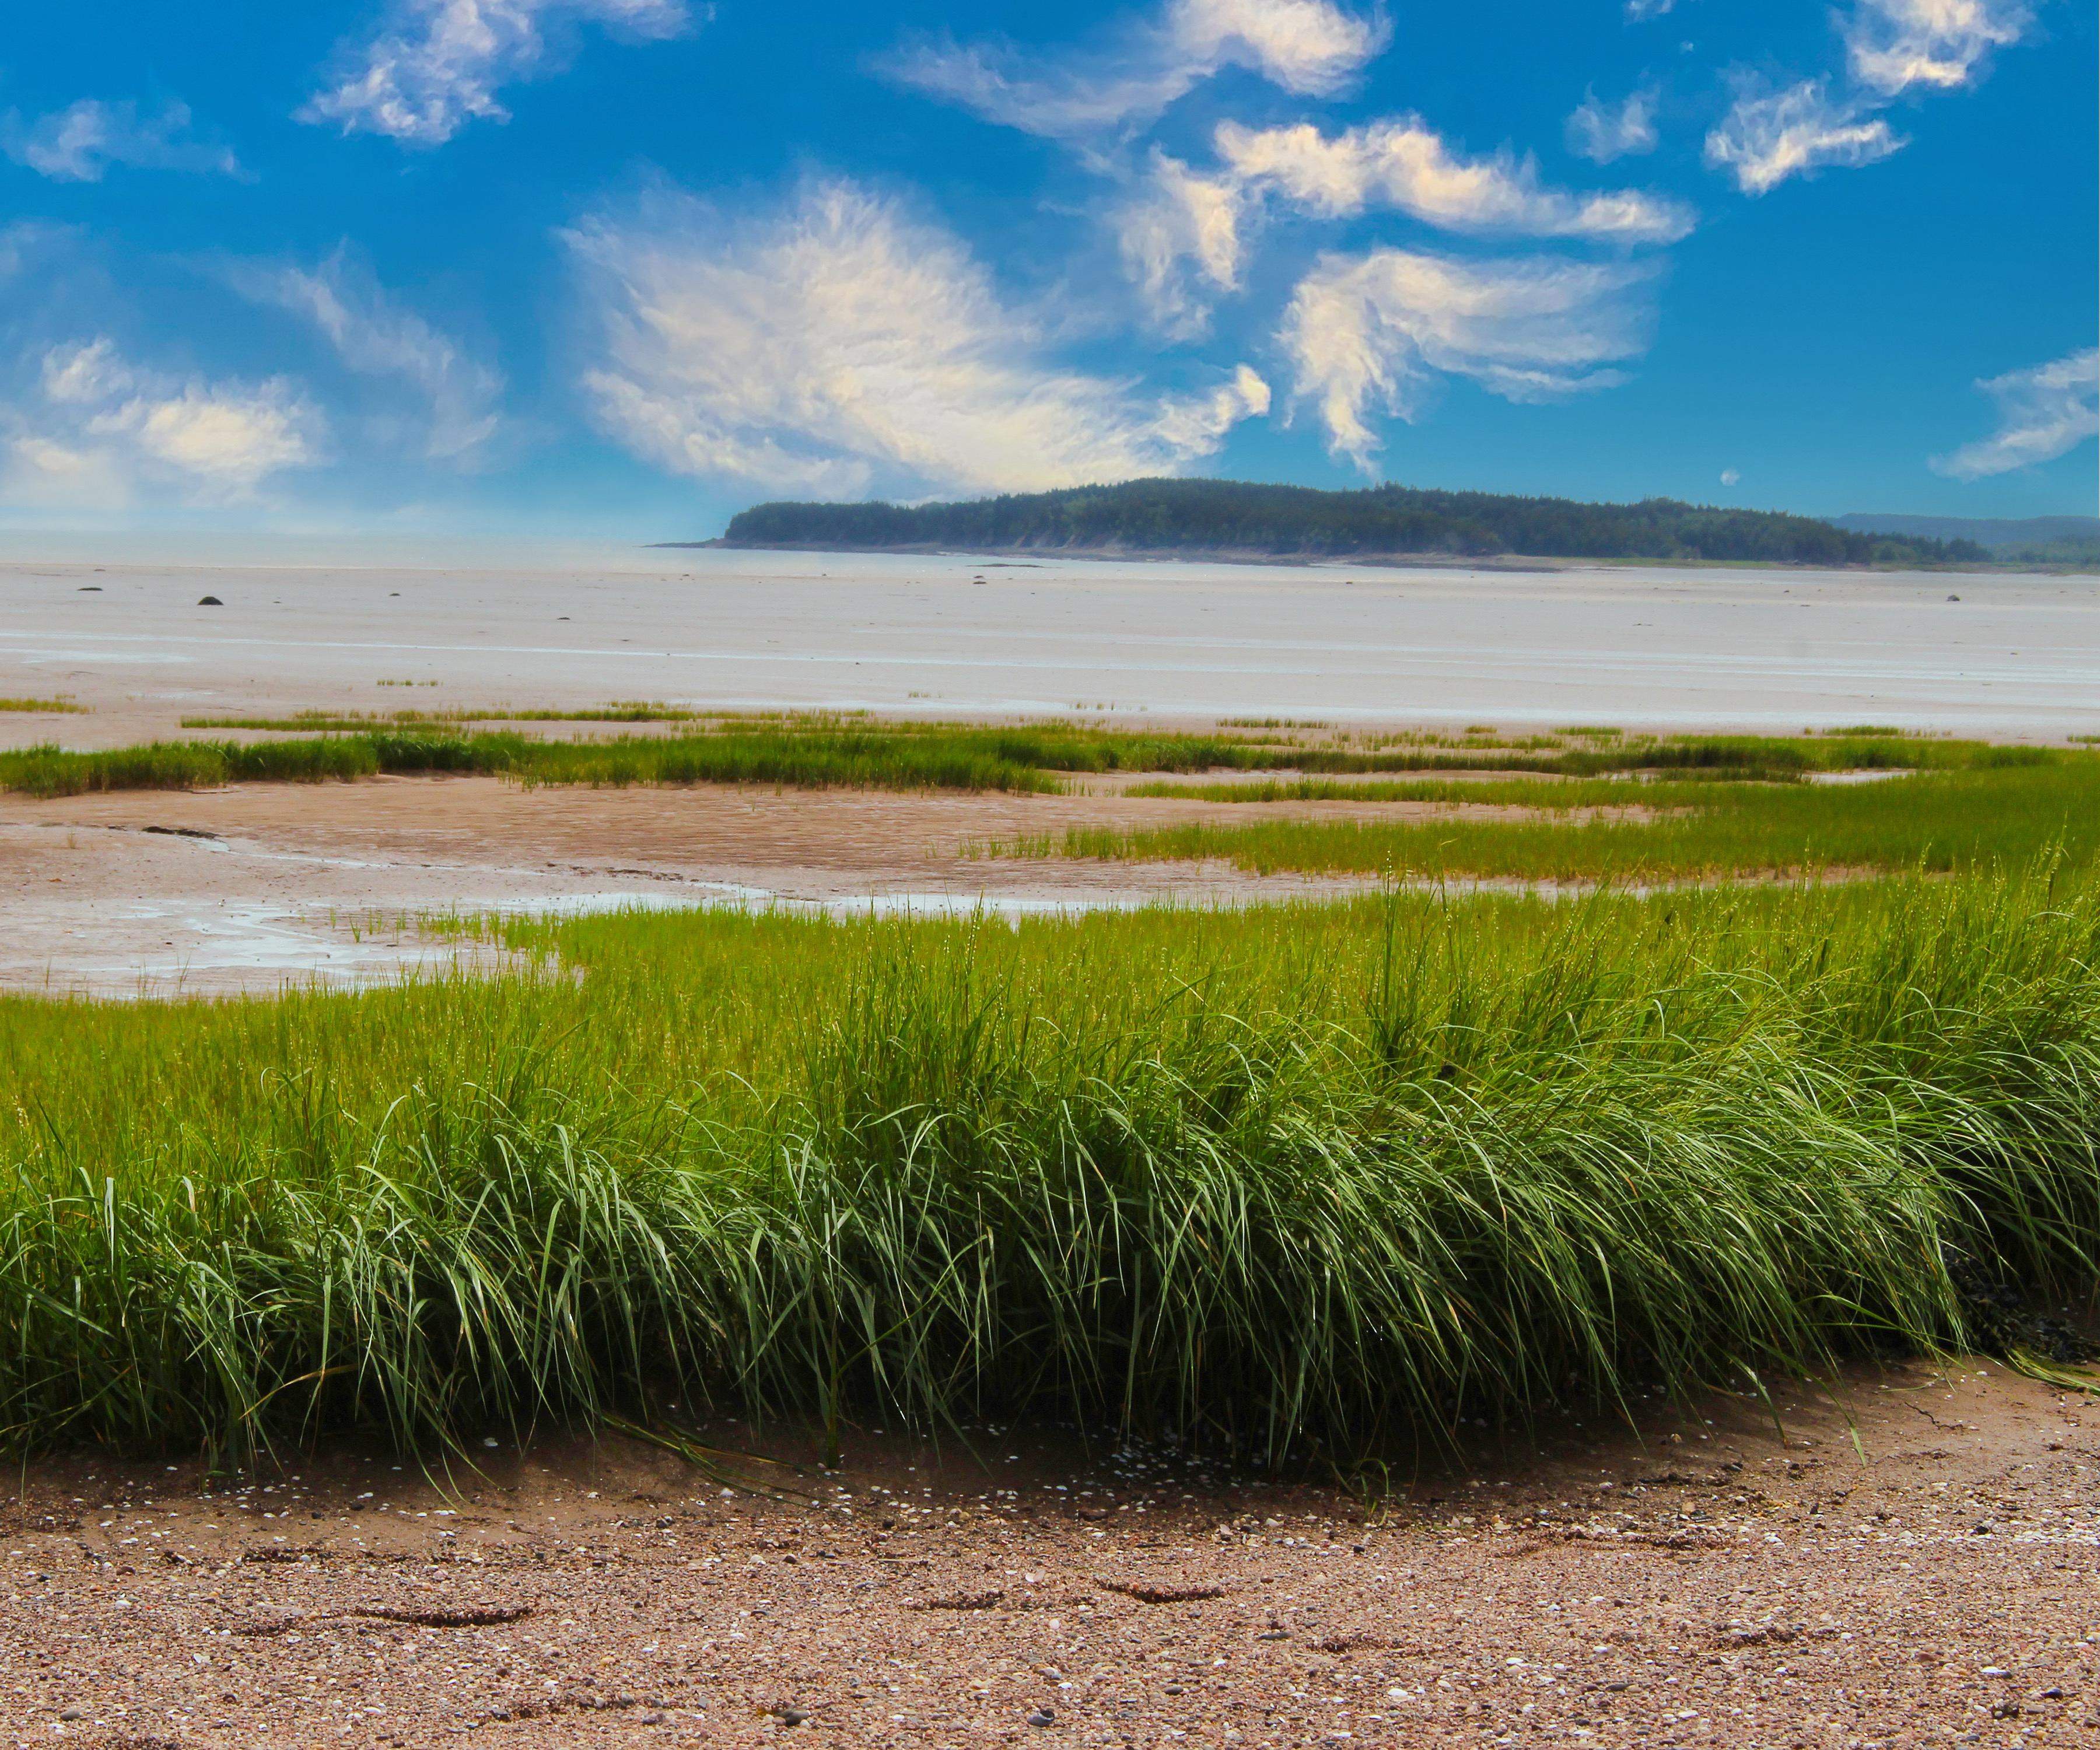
(660, 538, 1558, 572)
(655, 538, 2066, 575)
(706, 477, 2006, 569)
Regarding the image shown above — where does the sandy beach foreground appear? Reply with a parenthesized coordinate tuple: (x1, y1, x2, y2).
(3, 1360, 2094, 1746)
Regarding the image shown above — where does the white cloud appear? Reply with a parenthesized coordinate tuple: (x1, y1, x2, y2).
(1566, 86, 1660, 164)
(228, 250, 503, 461)
(1704, 1, 2031, 196)
(1218, 117, 1694, 241)
(1625, 0, 1678, 17)
(302, 0, 691, 146)
(565, 179, 1270, 498)
(1279, 249, 1660, 470)
(1703, 78, 1902, 195)
(0, 99, 241, 183)
(882, 0, 1694, 430)
(0, 222, 44, 282)
(1845, 0, 2031, 96)
(882, 37, 1180, 144)
(2, 434, 128, 510)
(0, 339, 324, 509)
(1719, 467, 1740, 484)
(880, 0, 1384, 142)
(1115, 150, 1248, 338)
(1122, 116, 1692, 334)
(1172, 0, 1387, 93)
(39, 342, 132, 408)
(1154, 364, 1273, 454)
(1929, 347, 2099, 480)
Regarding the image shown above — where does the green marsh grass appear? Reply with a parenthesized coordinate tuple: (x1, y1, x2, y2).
(1121, 775, 1716, 805)
(179, 702, 715, 729)
(0, 727, 1070, 800)
(4, 871, 2099, 1460)
(1016, 762, 2100, 880)
(4, 719, 2070, 804)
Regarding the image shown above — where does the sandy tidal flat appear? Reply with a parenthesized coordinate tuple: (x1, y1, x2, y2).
(1, 541, 2096, 742)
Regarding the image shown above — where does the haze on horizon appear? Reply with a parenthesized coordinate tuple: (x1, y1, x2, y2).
(0, 0, 2092, 542)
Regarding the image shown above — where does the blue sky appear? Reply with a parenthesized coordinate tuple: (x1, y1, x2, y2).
(0, 0, 2091, 537)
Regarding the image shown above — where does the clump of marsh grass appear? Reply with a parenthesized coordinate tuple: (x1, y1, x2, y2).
(1029, 762, 2100, 880)
(2, 719, 2083, 802)
(0, 727, 1068, 800)
(1, 870, 2097, 1462)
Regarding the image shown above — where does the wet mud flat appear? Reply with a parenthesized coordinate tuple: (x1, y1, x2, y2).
(0, 775, 1405, 995)
(5, 1360, 2099, 1746)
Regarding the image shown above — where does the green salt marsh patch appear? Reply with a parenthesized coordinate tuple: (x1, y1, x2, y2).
(5, 869, 2100, 1462)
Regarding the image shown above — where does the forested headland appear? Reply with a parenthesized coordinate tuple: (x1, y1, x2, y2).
(713, 478, 1988, 566)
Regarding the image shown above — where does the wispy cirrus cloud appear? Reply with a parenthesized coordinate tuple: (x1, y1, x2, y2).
(879, 0, 1385, 144)
(885, 0, 1692, 470)
(1566, 85, 1660, 164)
(1703, 77, 1902, 195)
(1279, 249, 1661, 470)
(565, 178, 1270, 499)
(1, 99, 242, 183)
(1118, 117, 1690, 336)
(1845, 0, 2031, 96)
(1217, 117, 1693, 242)
(1930, 347, 2099, 480)
(880, 0, 1732, 473)
(0, 220, 46, 282)
(226, 249, 505, 462)
(1, 339, 324, 509)
(302, 0, 692, 146)
(1706, 0, 2031, 194)
(1115, 150, 1248, 341)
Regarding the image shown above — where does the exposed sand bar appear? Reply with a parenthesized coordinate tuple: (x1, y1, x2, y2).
(2, 535, 2096, 744)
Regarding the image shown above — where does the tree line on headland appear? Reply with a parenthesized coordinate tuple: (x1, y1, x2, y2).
(718, 478, 1987, 566)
